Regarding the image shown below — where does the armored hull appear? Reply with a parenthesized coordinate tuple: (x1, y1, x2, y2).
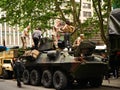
(22, 49, 108, 90)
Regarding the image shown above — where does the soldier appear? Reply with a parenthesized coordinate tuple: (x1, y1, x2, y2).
(61, 20, 75, 49)
(72, 37, 81, 48)
(21, 25, 30, 49)
(13, 58, 25, 88)
(52, 19, 63, 49)
(32, 27, 42, 49)
(72, 34, 84, 50)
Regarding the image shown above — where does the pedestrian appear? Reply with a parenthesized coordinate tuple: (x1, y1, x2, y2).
(109, 52, 120, 79)
(13, 58, 25, 88)
(21, 25, 30, 49)
(32, 27, 42, 49)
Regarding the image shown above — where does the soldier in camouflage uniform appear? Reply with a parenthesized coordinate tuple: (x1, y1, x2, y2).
(13, 58, 25, 88)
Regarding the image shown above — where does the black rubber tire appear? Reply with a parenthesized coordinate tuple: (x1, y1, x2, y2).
(23, 69, 30, 84)
(89, 78, 103, 87)
(53, 71, 67, 90)
(30, 70, 40, 86)
(41, 70, 52, 88)
(8, 71, 13, 79)
(2, 69, 9, 79)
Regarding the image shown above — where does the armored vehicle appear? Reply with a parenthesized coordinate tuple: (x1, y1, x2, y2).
(0, 49, 18, 79)
(108, 8, 120, 78)
(0, 58, 13, 79)
(21, 38, 108, 90)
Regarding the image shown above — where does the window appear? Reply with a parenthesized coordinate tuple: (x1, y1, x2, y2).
(88, 0, 91, 1)
(3, 60, 11, 63)
(83, 3, 91, 9)
(83, 11, 91, 17)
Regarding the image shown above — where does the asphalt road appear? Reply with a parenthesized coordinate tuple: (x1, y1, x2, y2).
(0, 79, 119, 90)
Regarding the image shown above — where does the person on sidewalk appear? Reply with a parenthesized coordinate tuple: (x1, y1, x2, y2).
(109, 52, 120, 79)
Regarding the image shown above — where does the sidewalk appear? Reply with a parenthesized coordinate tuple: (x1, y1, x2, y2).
(102, 77, 120, 88)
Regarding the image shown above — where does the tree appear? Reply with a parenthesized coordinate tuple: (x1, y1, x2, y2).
(0, 0, 82, 41)
(91, 0, 112, 53)
(0, 0, 56, 29)
(112, 0, 120, 9)
(92, 0, 110, 43)
(81, 17, 100, 39)
(0, 0, 116, 45)
(54, 0, 82, 41)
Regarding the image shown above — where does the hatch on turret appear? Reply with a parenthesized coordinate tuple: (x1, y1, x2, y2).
(38, 38, 54, 51)
(47, 50, 60, 61)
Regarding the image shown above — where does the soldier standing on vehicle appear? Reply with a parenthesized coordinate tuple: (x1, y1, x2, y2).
(61, 20, 75, 48)
(32, 27, 42, 49)
(13, 58, 25, 88)
(52, 19, 63, 49)
(21, 25, 30, 49)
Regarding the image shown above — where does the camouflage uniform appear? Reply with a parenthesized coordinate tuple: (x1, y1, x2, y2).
(13, 59, 24, 87)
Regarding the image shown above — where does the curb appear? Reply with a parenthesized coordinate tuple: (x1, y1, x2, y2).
(102, 85, 120, 89)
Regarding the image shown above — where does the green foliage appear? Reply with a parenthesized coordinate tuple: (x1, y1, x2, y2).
(0, 0, 81, 34)
(0, 0, 112, 45)
(82, 17, 98, 38)
(92, 0, 112, 46)
(0, 0, 56, 30)
(112, 0, 120, 9)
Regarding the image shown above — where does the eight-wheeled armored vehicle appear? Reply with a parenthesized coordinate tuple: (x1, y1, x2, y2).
(21, 38, 108, 90)
(108, 8, 120, 78)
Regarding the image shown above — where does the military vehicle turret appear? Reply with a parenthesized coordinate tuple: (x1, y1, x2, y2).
(21, 38, 108, 90)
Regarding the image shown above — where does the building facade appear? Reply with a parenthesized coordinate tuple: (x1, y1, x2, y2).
(0, 23, 32, 47)
(80, 0, 93, 22)
(0, 9, 32, 47)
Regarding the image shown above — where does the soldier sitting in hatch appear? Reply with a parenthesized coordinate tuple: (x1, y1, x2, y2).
(72, 34, 84, 51)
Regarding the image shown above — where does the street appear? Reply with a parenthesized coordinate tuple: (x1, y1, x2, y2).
(0, 79, 119, 90)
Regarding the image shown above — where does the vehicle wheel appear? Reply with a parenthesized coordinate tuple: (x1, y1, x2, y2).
(8, 71, 13, 79)
(23, 69, 30, 84)
(41, 70, 52, 88)
(89, 78, 102, 87)
(2, 69, 9, 79)
(30, 69, 41, 86)
(53, 71, 67, 90)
